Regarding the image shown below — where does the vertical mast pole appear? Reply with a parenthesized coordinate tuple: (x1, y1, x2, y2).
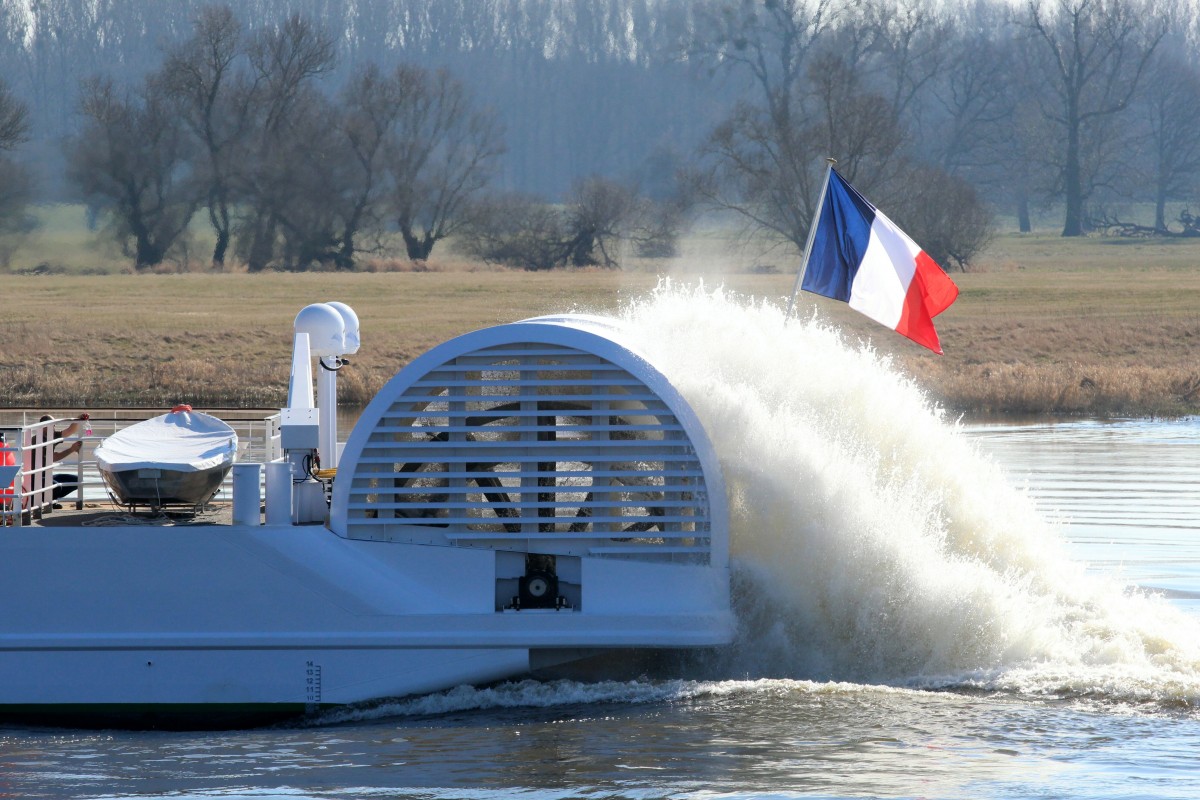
(785, 158, 837, 322)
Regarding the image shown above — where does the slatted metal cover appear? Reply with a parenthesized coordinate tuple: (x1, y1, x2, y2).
(330, 316, 728, 565)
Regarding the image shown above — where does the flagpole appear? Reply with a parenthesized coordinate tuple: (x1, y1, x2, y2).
(785, 158, 837, 322)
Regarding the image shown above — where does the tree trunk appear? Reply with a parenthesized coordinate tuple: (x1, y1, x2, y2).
(209, 194, 231, 268)
(246, 214, 276, 272)
(1061, 115, 1084, 237)
(128, 210, 162, 269)
(1017, 191, 1031, 233)
(1155, 184, 1168, 232)
(401, 227, 436, 261)
(135, 235, 164, 269)
(567, 229, 596, 266)
(212, 227, 230, 268)
(336, 234, 355, 270)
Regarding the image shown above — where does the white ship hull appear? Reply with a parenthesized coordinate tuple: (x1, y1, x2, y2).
(0, 523, 731, 726)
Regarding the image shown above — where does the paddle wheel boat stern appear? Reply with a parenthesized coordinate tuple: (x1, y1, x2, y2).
(0, 309, 732, 727)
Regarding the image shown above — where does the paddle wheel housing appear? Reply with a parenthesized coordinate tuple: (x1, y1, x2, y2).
(330, 315, 728, 574)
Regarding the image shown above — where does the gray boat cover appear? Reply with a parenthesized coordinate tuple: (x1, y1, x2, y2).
(94, 410, 238, 473)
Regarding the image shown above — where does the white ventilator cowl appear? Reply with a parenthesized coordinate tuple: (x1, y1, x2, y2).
(326, 301, 360, 355)
(294, 304, 345, 358)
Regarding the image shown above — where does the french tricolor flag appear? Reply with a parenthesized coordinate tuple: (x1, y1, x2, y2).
(800, 169, 959, 354)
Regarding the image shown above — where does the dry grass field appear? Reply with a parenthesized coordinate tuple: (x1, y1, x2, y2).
(2, 229, 1199, 418)
(923, 235, 1200, 416)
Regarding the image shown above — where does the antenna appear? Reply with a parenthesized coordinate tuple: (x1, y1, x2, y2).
(280, 303, 360, 523)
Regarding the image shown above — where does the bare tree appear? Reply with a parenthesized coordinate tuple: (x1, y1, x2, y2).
(64, 77, 199, 269)
(0, 76, 34, 267)
(0, 159, 36, 269)
(925, 8, 1016, 177)
(692, 47, 905, 253)
(456, 177, 680, 270)
(807, 52, 906, 194)
(687, 0, 838, 251)
(236, 13, 337, 271)
(159, 4, 249, 267)
(0, 78, 29, 151)
(267, 88, 353, 270)
(323, 62, 406, 268)
(1024, 0, 1167, 236)
(563, 177, 637, 267)
(455, 192, 570, 271)
(860, 0, 952, 121)
(891, 165, 994, 270)
(385, 65, 505, 262)
(917, 9, 1056, 233)
(1138, 49, 1200, 231)
(556, 175, 681, 265)
(691, 0, 836, 119)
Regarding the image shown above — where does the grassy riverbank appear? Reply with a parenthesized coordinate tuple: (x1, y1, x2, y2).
(2, 233, 1199, 417)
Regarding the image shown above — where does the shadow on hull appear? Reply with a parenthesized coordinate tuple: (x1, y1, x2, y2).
(98, 465, 231, 511)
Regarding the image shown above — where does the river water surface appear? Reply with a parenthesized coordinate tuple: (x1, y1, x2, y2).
(3, 287, 1198, 799)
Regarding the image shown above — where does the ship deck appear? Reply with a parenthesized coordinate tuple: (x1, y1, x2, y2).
(9, 500, 235, 528)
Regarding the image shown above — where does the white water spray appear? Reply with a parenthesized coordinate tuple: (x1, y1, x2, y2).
(609, 282, 1200, 703)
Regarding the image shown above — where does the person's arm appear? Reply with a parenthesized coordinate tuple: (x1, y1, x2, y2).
(53, 440, 82, 462)
(56, 413, 89, 440)
(52, 414, 88, 461)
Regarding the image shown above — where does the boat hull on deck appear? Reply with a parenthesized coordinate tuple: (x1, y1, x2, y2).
(97, 464, 231, 509)
(92, 409, 238, 511)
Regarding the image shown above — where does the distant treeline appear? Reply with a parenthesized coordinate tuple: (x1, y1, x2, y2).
(0, 0, 733, 200)
(0, 0, 1196, 271)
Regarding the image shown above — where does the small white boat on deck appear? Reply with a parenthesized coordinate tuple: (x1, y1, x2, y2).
(0, 304, 732, 729)
(93, 406, 238, 511)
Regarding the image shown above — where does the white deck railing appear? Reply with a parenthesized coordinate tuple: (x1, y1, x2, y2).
(0, 410, 280, 526)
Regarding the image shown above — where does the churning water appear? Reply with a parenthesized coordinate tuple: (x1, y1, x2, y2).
(4, 284, 1198, 799)
(617, 284, 1200, 705)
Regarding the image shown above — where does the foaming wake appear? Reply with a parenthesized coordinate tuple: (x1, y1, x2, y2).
(314, 677, 902, 726)
(605, 281, 1200, 705)
(317, 678, 709, 724)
